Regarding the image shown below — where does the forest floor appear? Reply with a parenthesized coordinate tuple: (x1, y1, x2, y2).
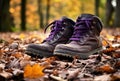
(0, 28, 120, 81)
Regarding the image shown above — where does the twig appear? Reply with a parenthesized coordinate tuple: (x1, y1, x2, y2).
(79, 63, 89, 77)
(50, 74, 67, 81)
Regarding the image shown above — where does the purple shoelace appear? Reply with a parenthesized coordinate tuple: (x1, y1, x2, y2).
(44, 20, 64, 41)
(70, 17, 93, 41)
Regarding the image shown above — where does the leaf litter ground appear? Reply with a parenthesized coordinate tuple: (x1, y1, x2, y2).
(0, 28, 120, 81)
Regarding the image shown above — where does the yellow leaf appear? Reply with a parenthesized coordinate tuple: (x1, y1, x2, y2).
(102, 40, 108, 46)
(19, 33, 25, 40)
(106, 34, 114, 41)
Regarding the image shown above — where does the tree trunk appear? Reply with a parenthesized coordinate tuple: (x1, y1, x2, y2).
(95, 0, 100, 16)
(38, 0, 44, 29)
(46, 0, 50, 26)
(81, 0, 85, 13)
(114, 0, 120, 27)
(105, 0, 114, 27)
(21, 0, 26, 31)
(0, 0, 13, 32)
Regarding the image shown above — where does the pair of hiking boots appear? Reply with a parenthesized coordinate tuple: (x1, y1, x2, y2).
(25, 14, 103, 59)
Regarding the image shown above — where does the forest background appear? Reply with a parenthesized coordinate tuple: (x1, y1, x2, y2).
(0, 0, 120, 32)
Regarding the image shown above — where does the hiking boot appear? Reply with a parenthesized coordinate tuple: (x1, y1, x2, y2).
(25, 17, 75, 57)
(54, 14, 103, 59)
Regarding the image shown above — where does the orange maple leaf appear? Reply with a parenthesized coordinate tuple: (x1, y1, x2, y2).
(24, 64, 32, 78)
(24, 63, 45, 79)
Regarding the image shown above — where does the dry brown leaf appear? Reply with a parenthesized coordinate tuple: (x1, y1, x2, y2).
(67, 69, 80, 80)
(11, 52, 23, 58)
(102, 47, 116, 54)
(24, 63, 45, 79)
(112, 52, 120, 58)
(94, 74, 111, 81)
(114, 61, 120, 68)
(115, 35, 120, 40)
(52, 70, 58, 76)
(110, 72, 120, 81)
(41, 56, 56, 67)
(0, 49, 4, 58)
(45, 56, 56, 63)
(97, 64, 115, 73)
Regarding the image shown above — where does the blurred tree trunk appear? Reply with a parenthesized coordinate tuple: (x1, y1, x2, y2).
(46, 0, 50, 26)
(81, 0, 85, 13)
(105, 0, 114, 27)
(38, 0, 44, 29)
(0, 0, 13, 32)
(21, 0, 26, 31)
(95, 0, 100, 16)
(114, 0, 120, 27)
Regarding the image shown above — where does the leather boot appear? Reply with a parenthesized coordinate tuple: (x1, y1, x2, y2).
(54, 14, 103, 59)
(25, 17, 75, 57)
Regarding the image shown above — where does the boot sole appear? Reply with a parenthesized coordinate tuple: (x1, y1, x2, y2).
(25, 47, 53, 57)
(54, 47, 102, 59)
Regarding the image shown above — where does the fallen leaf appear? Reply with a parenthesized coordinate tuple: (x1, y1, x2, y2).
(94, 74, 111, 81)
(112, 51, 120, 58)
(114, 60, 120, 68)
(97, 64, 115, 73)
(106, 34, 114, 41)
(19, 33, 25, 40)
(45, 56, 56, 63)
(110, 72, 120, 81)
(0, 49, 4, 58)
(24, 63, 45, 79)
(23, 64, 32, 78)
(11, 52, 23, 58)
(102, 39, 109, 47)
